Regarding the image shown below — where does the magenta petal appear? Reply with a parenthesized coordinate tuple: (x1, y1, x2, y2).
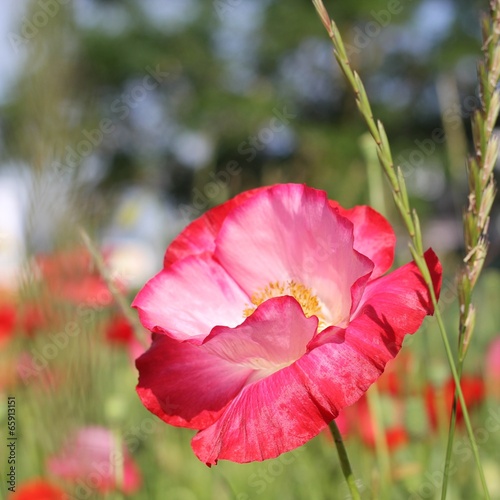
(191, 250, 441, 465)
(132, 182, 443, 467)
(191, 339, 379, 465)
(164, 187, 269, 267)
(191, 365, 330, 465)
(215, 184, 373, 326)
(136, 334, 252, 430)
(132, 252, 249, 341)
(329, 201, 396, 278)
(204, 296, 318, 375)
(137, 297, 318, 431)
(345, 248, 441, 365)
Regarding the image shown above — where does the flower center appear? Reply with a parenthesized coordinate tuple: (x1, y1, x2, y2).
(244, 280, 328, 329)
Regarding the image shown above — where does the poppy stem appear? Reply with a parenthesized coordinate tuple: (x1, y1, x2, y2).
(329, 420, 361, 500)
(441, 363, 463, 500)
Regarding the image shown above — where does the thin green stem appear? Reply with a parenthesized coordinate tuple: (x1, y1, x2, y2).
(360, 133, 387, 216)
(415, 248, 489, 497)
(79, 227, 149, 349)
(441, 364, 463, 500)
(363, 131, 391, 496)
(329, 420, 361, 500)
(217, 471, 239, 500)
(366, 386, 391, 497)
(112, 429, 125, 495)
(432, 304, 489, 498)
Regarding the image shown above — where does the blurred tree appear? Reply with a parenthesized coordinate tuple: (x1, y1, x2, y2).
(1, 0, 497, 256)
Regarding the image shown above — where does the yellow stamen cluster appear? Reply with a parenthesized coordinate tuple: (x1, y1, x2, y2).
(244, 280, 326, 327)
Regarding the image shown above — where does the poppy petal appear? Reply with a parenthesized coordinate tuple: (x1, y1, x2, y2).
(164, 187, 269, 267)
(137, 297, 318, 430)
(191, 337, 379, 465)
(215, 184, 373, 327)
(132, 253, 249, 341)
(328, 202, 396, 278)
(136, 334, 252, 429)
(204, 296, 318, 378)
(191, 250, 441, 464)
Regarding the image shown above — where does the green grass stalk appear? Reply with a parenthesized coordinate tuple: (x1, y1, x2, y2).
(311, 1, 492, 497)
(360, 133, 387, 217)
(442, 2, 500, 497)
(79, 228, 149, 349)
(366, 386, 391, 498)
(361, 132, 391, 496)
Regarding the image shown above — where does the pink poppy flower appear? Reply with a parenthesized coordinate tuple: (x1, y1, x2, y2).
(47, 426, 141, 495)
(133, 184, 441, 465)
(16, 352, 60, 389)
(486, 336, 500, 398)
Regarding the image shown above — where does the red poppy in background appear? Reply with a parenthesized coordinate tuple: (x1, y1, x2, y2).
(133, 184, 441, 465)
(47, 426, 141, 495)
(36, 248, 120, 307)
(106, 315, 135, 344)
(339, 394, 409, 450)
(0, 301, 18, 391)
(1, 297, 56, 340)
(19, 303, 51, 337)
(0, 301, 16, 346)
(376, 351, 414, 397)
(11, 478, 67, 500)
(425, 376, 485, 429)
(105, 314, 145, 361)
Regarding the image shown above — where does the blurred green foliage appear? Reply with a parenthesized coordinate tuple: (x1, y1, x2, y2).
(2, 0, 493, 217)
